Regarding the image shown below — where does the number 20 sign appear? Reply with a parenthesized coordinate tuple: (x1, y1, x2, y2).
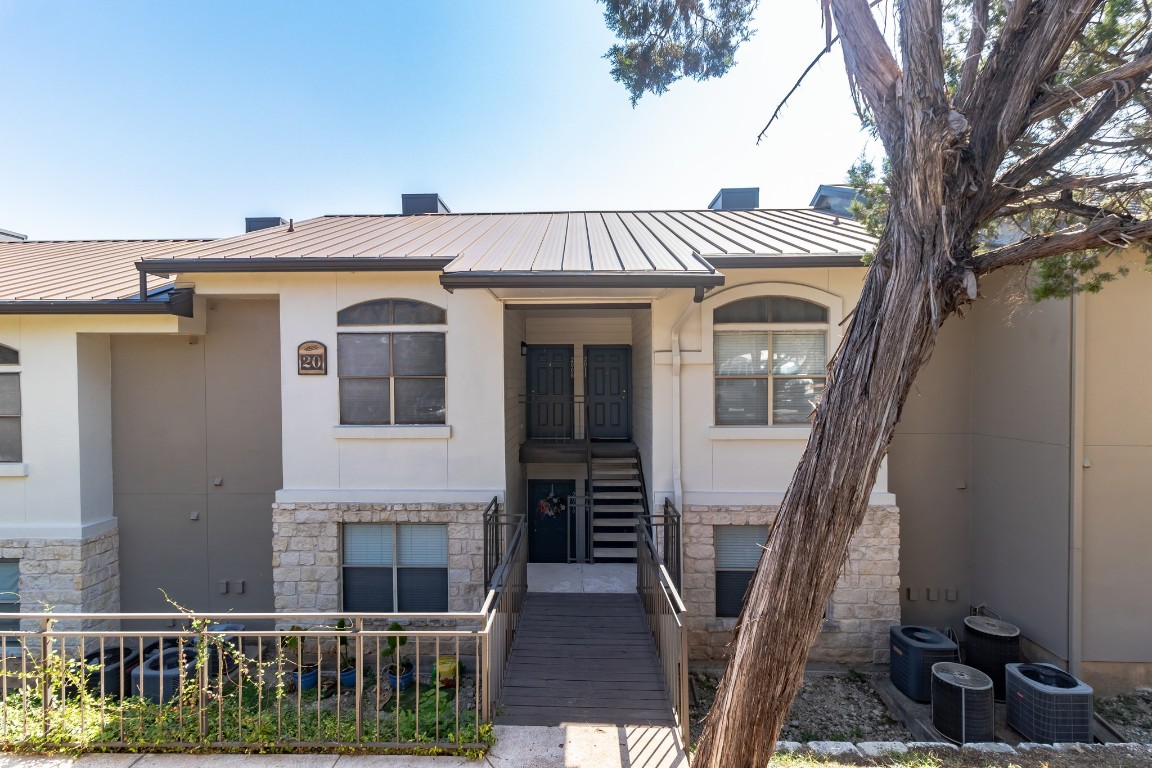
(297, 341, 327, 375)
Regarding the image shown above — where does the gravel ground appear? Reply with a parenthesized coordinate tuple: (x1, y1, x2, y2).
(689, 668, 912, 745)
(1097, 688, 1152, 742)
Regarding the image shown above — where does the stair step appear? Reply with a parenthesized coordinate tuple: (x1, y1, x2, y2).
(593, 504, 644, 513)
(592, 532, 636, 542)
(590, 457, 637, 466)
(593, 492, 642, 501)
(592, 480, 640, 489)
(592, 520, 638, 530)
(591, 469, 638, 477)
(594, 547, 637, 560)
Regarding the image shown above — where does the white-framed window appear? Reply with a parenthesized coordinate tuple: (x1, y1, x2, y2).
(0, 345, 20, 463)
(341, 523, 448, 612)
(713, 296, 829, 426)
(336, 299, 446, 426)
(714, 525, 770, 618)
(0, 560, 19, 632)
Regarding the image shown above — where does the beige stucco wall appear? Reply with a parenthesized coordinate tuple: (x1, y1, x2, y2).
(1079, 253, 1152, 683)
(893, 253, 1152, 688)
(648, 267, 888, 508)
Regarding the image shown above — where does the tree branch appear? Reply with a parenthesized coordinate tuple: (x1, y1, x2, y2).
(827, 0, 902, 149)
(997, 42, 1152, 191)
(1028, 51, 1152, 123)
(970, 215, 1152, 275)
(959, 1, 1102, 225)
(955, 0, 989, 107)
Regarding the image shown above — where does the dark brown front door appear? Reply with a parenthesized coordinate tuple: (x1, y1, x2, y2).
(526, 345, 574, 439)
(586, 345, 631, 440)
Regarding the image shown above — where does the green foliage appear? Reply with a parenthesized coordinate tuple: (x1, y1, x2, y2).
(0, 623, 490, 755)
(600, 0, 759, 105)
(845, 157, 889, 256)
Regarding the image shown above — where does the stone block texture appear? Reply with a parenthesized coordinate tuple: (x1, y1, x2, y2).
(682, 504, 900, 664)
(1, 527, 120, 631)
(272, 502, 488, 615)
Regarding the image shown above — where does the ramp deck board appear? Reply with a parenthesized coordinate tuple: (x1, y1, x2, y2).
(495, 592, 675, 727)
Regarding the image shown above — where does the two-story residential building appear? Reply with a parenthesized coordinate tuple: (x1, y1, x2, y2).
(1, 189, 1148, 693)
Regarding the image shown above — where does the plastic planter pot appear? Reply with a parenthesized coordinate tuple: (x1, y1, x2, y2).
(339, 666, 357, 688)
(387, 662, 414, 690)
(296, 665, 319, 691)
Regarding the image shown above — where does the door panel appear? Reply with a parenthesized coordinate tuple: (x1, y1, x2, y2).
(116, 494, 210, 615)
(527, 479, 576, 563)
(586, 346, 631, 439)
(526, 346, 574, 439)
(206, 494, 275, 627)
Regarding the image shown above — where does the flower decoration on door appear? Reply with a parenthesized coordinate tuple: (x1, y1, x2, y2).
(536, 485, 567, 519)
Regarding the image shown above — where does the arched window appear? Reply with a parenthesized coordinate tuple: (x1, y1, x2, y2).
(337, 300, 446, 425)
(713, 296, 828, 426)
(0, 345, 21, 462)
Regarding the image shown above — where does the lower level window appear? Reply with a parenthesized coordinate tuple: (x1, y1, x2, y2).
(715, 525, 769, 618)
(342, 524, 448, 612)
(0, 560, 18, 632)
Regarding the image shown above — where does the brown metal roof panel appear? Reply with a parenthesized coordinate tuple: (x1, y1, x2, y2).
(584, 213, 625, 272)
(398, 215, 492, 259)
(707, 210, 827, 254)
(763, 209, 875, 251)
(493, 214, 554, 272)
(621, 212, 695, 272)
(530, 213, 570, 271)
(601, 212, 659, 272)
(562, 213, 593, 271)
(658, 210, 764, 255)
(676, 211, 768, 254)
(442, 215, 532, 273)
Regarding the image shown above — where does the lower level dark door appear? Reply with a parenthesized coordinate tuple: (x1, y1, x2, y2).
(586, 345, 631, 439)
(527, 479, 576, 563)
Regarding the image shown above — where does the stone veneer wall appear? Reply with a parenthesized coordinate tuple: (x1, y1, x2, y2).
(271, 502, 489, 616)
(682, 505, 900, 665)
(0, 527, 120, 630)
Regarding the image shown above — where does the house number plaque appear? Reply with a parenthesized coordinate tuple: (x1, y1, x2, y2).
(297, 341, 327, 375)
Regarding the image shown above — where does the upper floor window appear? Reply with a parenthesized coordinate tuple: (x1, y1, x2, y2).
(337, 300, 446, 425)
(0, 345, 20, 462)
(714, 297, 828, 426)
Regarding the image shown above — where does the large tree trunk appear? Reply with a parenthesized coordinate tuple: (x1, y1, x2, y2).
(692, 215, 954, 767)
(694, 5, 960, 763)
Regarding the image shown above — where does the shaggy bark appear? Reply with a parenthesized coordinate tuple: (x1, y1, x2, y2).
(691, 1, 1152, 766)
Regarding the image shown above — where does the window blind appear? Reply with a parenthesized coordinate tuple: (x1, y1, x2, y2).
(343, 524, 394, 566)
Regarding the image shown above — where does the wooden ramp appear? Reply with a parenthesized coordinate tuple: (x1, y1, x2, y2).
(495, 592, 676, 727)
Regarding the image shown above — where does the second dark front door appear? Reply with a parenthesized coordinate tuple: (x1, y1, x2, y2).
(526, 345, 574, 439)
(586, 345, 631, 440)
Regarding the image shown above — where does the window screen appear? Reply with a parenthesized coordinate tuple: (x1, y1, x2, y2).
(0, 374, 20, 463)
(0, 561, 19, 632)
(338, 299, 446, 326)
(342, 524, 448, 612)
(0, 346, 16, 365)
(337, 333, 444, 425)
(714, 331, 826, 426)
(715, 526, 769, 618)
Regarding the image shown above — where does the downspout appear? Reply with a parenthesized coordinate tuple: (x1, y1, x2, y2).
(1068, 292, 1085, 676)
(670, 298, 697, 511)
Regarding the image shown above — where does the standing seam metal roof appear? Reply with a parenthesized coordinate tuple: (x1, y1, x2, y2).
(138, 209, 873, 274)
(0, 240, 210, 302)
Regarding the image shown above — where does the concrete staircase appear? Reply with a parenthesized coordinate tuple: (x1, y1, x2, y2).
(589, 452, 642, 562)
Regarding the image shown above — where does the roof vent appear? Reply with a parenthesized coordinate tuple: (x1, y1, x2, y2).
(708, 188, 759, 211)
(0, 227, 28, 242)
(246, 217, 287, 233)
(402, 194, 451, 215)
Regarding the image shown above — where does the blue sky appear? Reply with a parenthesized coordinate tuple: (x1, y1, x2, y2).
(0, 1, 877, 240)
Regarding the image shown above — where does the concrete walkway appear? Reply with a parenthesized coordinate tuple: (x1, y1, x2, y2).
(0, 725, 689, 767)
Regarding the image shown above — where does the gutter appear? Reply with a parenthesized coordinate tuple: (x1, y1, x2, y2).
(440, 272, 723, 295)
(705, 254, 866, 269)
(670, 298, 697, 510)
(1068, 292, 1086, 676)
(0, 288, 194, 317)
(138, 257, 454, 274)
